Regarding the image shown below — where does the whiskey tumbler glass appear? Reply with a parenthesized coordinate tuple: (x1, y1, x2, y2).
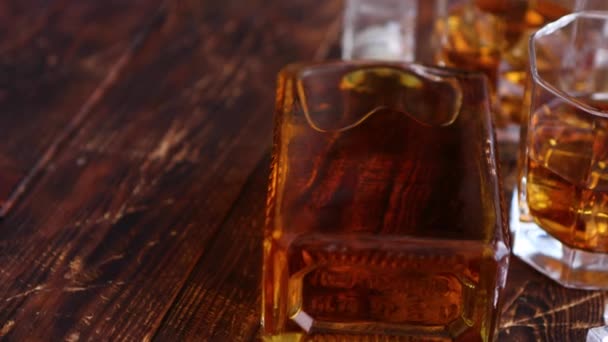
(262, 61, 510, 341)
(513, 12, 608, 289)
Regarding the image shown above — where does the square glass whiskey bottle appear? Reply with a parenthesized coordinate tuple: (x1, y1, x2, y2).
(262, 61, 510, 341)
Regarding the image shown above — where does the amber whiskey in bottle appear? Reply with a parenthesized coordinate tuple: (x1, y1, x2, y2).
(262, 62, 510, 341)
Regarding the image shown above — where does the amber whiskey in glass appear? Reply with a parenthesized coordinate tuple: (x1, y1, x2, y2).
(262, 61, 510, 341)
(437, 0, 573, 126)
(513, 12, 608, 290)
(476, 0, 573, 124)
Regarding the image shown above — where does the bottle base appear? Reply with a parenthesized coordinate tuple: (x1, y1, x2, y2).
(263, 234, 507, 342)
(511, 192, 608, 290)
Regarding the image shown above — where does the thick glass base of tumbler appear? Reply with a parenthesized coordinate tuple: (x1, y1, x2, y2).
(511, 193, 608, 290)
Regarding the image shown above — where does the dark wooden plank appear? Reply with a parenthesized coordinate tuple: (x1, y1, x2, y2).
(499, 259, 607, 341)
(0, 0, 163, 215)
(153, 154, 270, 342)
(0, 0, 343, 340)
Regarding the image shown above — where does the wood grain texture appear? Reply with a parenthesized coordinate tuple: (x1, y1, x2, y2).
(153, 155, 270, 341)
(0, 0, 606, 341)
(0, 0, 164, 215)
(0, 0, 343, 340)
(499, 259, 607, 341)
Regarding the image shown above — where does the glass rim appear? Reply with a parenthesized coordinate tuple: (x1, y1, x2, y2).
(530, 10, 608, 118)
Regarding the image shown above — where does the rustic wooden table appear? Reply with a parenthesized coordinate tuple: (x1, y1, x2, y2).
(0, 1, 606, 341)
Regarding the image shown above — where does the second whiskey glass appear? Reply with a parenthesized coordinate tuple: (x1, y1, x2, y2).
(513, 11, 608, 289)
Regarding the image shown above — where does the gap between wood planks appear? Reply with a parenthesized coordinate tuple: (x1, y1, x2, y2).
(0, 2, 168, 217)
